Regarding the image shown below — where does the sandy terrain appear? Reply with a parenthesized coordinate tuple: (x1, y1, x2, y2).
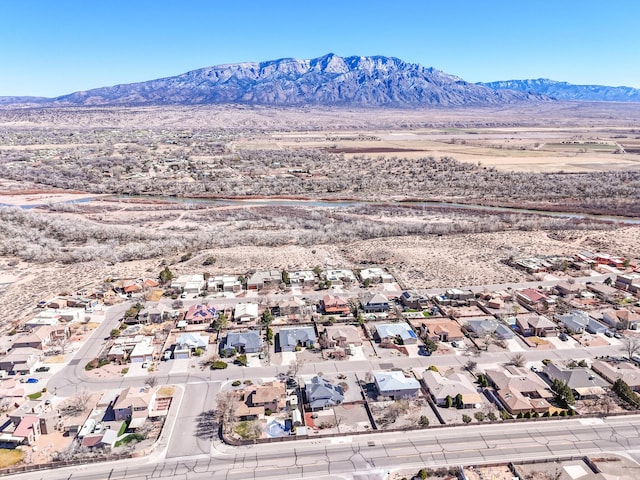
(2, 224, 639, 332)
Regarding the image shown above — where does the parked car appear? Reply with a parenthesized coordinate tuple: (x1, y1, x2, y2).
(26, 378, 38, 384)
(558, 333, 568, 341)
(605, 330, 614, 338)
(141, 362, 149, 368)
(451, 341, 459, 348)
(614, 332, 623, 339)
(35, 366, 50, 372)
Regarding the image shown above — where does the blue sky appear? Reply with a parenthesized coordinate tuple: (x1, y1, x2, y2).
(1, 0, 639, 96)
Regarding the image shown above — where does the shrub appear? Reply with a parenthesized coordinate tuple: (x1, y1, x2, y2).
(232, 380, 241, 387)
(265, 409, 272, 416)
(193, 348, 203, 357)
(418, 415, 429, 428)
(542, 358, 552, 365)
(462, 414, 472, 424)
(121, 368, 129, 374)
(236, 354, 248, 366)
(243, 379, 252, 385)
(474, 412, 485, 422)
(211, 361, 228, 370)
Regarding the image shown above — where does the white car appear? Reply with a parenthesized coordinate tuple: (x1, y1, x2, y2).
(142, 362, 149, 368)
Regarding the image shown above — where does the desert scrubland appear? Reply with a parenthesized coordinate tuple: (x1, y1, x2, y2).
(1, 103, 640, 326)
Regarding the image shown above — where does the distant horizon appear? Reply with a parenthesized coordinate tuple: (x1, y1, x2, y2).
(1, 52, 639, 100)
(1, 0, 639, 97)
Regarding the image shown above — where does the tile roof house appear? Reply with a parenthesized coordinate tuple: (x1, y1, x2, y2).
(591, 360, 640, 391)
(185, 304, 218, 324)
(410, 319, 464, 342)
(516, 314, 557, 337)
(81, 429, 117, 450)
(320, 325, 362, 348)
(12, 326, 55, 350)
(279, 327, 317, 352)
(223, 331, 262, 354)
(516, 288, 548, 306)
(422, 369, 482, 407)
(321, 294, 351, 315)
(601, 308, 640, 330)
(248, 381, 287, 412)
(485, 366, 553, 415)
(374, 371, 421, 399)
(374, 323, 418, 345)
(542, 362, 608, 398)
(10, 415, 41, 446)
(305, 376, 345, 410)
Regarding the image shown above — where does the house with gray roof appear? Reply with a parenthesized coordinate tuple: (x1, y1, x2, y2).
(374, 323, 418, 345)
(556, 310, 608, 334)
(222, 331, 262, 354)
(305, 376, 345, 410)
(278, 327, 317, 352)
(374, 371, 420, 399)
(542, 362, 608, 398)
(361, 293, 390, 313)
(465, 318, 514, 340)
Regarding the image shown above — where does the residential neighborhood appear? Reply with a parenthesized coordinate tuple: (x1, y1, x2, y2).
(1, 253, 640, 475)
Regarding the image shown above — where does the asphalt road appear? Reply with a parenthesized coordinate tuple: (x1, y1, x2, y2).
(10, 414, 640, 480)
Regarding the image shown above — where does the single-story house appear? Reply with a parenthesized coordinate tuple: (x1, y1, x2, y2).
(322, 269, 357, 286)
(556, 310, 607, 334)
(0, 347, 42, 375)
(275, 298, 305, 317)
(129, 338, 155, 363)
(319, 325, 362, 348)
(305, 376, 345, 410)
(422, 369, 482, 407)
(587, 282, 623, 301)
(208, 275, 242, 293)
(234, 303, 259, 323)
(601, 308, 640, 330)
(516, 288, 548, 307)
(615, 273, 640, 294)
(485, 366, 553, 415)
(361, 293, 390, 313)
(591, 360, 640, 391)
(359, 268, 394, 284)
(185, 304, 218, 324)
(465, 318, 514, 340)
(542, 362, 608, 398)
(321, 294, 351, 315)
(410, 319, 464, 342)
(222, 331, 262, 354)
(176, 332, 209, 350)
(279, 327, 317, 352)
(12, 326, 54, 350)
(81, 429, 117, 450)
(2, 415, 41, 446)
(374, 371, 421, 399)
(444, 288, 474, 301)
(247, 270, 282, 290)
(516, 314, 557, 337)
(288, 270, 316, 287)
(171, 274, 205, 293)
(374, 323, 418, 345)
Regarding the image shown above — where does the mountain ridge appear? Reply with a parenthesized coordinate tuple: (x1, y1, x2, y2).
(0, 53, 549, 108)
(478, 78, 640, 102)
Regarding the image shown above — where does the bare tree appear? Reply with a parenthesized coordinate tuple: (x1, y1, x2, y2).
(213, 391, 237, 433)
(286, 358, 305, 378)
(59, 391, 91, 417)
(621, 337, 640, 359)
(144, 376, 158, 388)
(464, 360, 477, 373)
(508, 353, 526, 367)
